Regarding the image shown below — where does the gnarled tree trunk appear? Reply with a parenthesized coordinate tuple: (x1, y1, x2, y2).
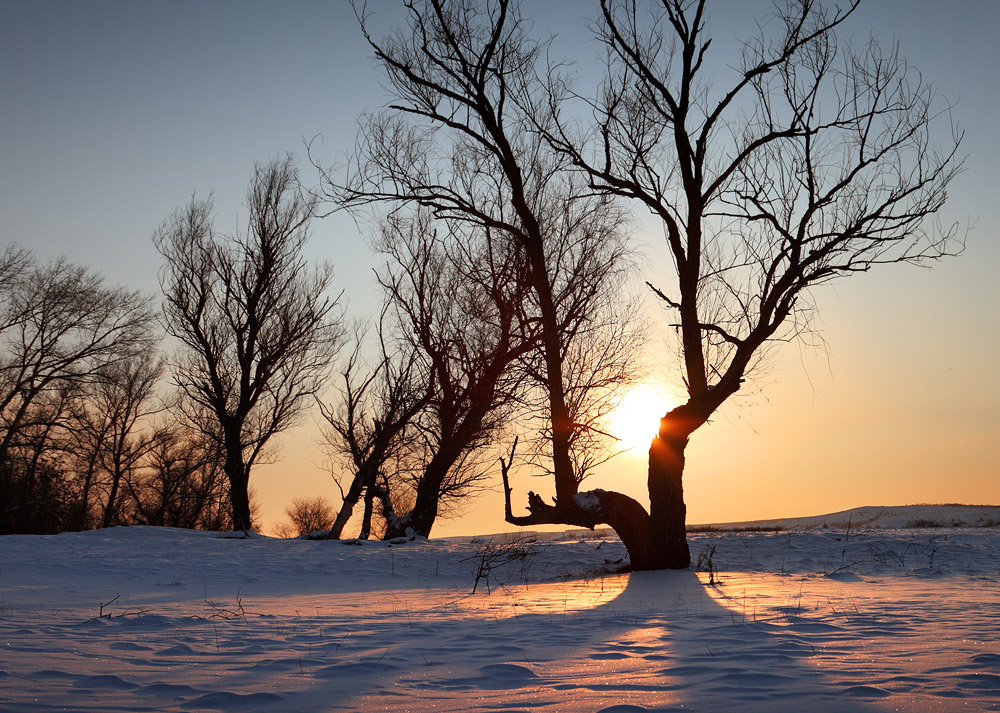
(502, 410, 695, 571)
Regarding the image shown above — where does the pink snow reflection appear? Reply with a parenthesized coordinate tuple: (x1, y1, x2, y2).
(257, 572, 692, 712)
(247, 571, 632, 621)
(697, 570, 1000, 710)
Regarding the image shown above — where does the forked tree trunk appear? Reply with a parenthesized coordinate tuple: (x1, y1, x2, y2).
(382, 415, 486, 539)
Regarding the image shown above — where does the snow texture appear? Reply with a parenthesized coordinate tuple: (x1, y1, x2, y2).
(573, 490, 604, 512)
(1, 506, 999, 712)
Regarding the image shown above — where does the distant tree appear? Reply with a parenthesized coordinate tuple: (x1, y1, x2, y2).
(70, 353, 165, 529)
(525, 0, 964, 568)
(123, 425, 234, 530)
(282, 495, 336, 536)
(155, 156, 344, 532)
(0, 386, 77, 534)
(0, 253, 156, 467)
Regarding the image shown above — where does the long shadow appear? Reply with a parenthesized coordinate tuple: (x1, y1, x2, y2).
(266, 567, 890, 713)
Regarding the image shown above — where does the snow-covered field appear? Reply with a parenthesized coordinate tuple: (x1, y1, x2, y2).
(2, 510, 998, 712)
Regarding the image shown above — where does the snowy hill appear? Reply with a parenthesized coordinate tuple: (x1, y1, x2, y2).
(692, 503, 1000, 531)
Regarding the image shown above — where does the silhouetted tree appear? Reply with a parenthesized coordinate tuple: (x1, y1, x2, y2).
(321, 208, 537, 541)
(70, 353, 165, 528)
(155, 156, 344, 532)
(319, 321, 431, 540)
(523, 0, 964, 568)
(0, 253, 156, 466)
(123, 425, 234, 530)
(374, 213, 537, 539)
(283, 495, 337, 536)
(324, 0, 636, 541)
(0, 387, 77, 533)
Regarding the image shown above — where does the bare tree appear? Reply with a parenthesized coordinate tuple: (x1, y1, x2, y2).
(322, 208, 536, 541)
(319, 321, 431, 540)
(323, 0, 637, 541)
(0, 245, 32, 328)
(374, 212, 537, 538)
(0, 253, 156, 466)
(525, 0, 964, 568)
(70, 353, 166, 528)
(121, 425, 231, 529)
(0, 385, 78, 533)
(282, 495, 336, 536)
(155, 156, 344, 532)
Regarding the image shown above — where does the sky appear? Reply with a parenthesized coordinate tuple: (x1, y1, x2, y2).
(2, 0, 998, 536)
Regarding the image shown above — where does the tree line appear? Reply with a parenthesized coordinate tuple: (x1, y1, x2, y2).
(0, 244, 232, 533)
(1, 0, 961, 570)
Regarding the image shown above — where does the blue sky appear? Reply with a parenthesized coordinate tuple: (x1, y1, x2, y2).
(2, 1, 998, 534)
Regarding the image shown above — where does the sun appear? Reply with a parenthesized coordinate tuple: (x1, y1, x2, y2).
(608, 387, 671, 452)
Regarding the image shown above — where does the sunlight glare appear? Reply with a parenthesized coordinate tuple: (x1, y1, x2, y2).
(609, 387, 671, 453)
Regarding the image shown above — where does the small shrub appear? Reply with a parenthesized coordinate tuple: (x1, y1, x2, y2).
(907, 519, 945, 528)
(696, 544, 719, 585)
(462, 536, 536, 594)
(283, 496, 336, 536)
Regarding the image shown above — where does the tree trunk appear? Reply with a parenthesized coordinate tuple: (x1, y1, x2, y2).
(326, 467, 371, 540)
(359, 487, 376, 540)
(220, 424, 252, 533)
(225, 454, 251, 532)
(328, 496, 356, 540)
(645, 416, 692, 570)
(383, 465, 443, 539)
(381, 429, 471, 539)
(502, 422, 692, 570)
(101, 469, 122, 529)
(591, 491, 657, 570)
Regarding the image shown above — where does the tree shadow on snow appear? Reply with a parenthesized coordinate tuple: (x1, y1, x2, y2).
(288, 568, 891, 713)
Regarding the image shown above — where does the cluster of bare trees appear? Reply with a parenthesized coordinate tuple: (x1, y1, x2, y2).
(3, 1, 960, 568)
(0, 245, 230, 533)
(1, 157, 339, 536)
(310, 0, 650, 544)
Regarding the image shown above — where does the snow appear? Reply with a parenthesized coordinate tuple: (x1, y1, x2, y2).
(1, 509, 999, 712)
(694, 503, 1000, 531)
(573, 490, 604, 512)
